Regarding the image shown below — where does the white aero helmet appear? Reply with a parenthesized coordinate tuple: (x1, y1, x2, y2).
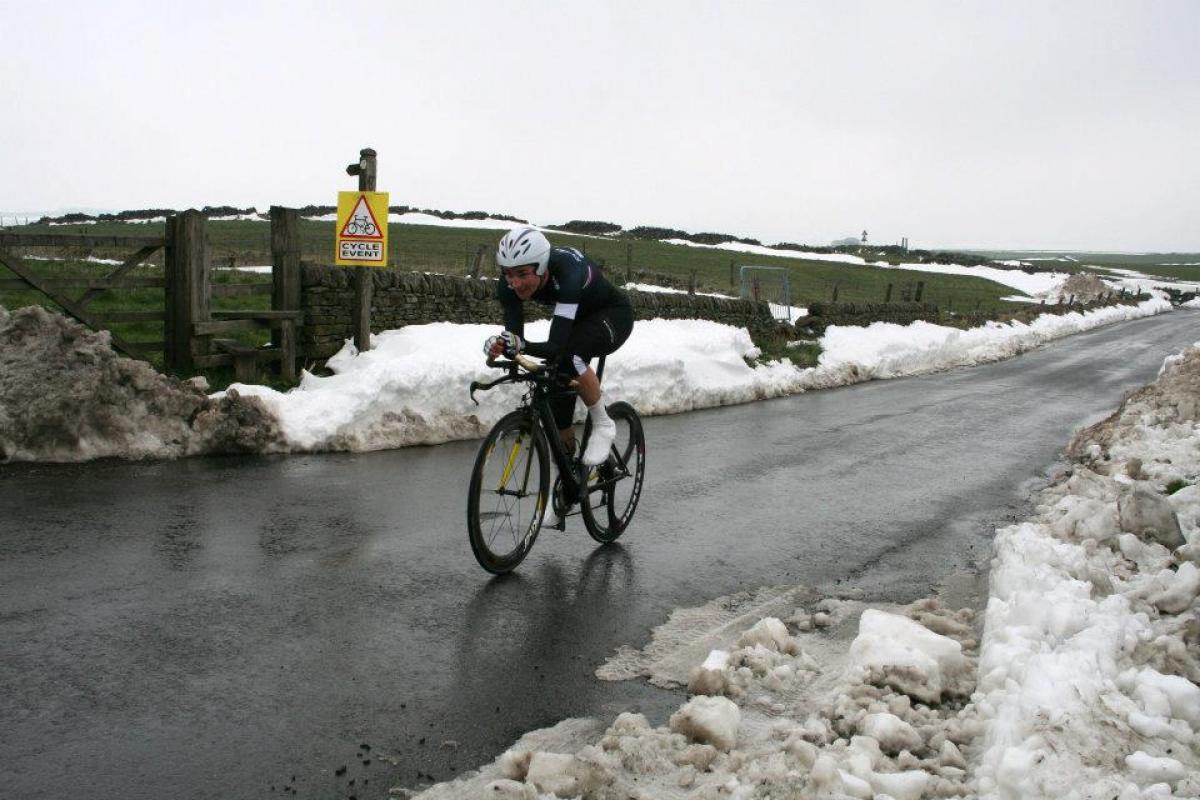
(496, 227, 551, 275)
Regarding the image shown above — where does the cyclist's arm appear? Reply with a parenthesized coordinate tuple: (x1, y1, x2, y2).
(497, 280, 525, 339)
(522, 303, 576, 360)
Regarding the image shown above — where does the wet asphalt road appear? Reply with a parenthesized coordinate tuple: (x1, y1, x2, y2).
(1, 310, 1197, 800)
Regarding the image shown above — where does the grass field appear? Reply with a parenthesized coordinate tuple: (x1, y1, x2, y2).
(3, 218, 1161, 388)
(3, 218, 1025, 308)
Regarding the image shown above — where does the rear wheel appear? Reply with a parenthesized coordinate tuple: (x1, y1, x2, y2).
(580, 402, 645, 543)
(467, 411, 549, 573)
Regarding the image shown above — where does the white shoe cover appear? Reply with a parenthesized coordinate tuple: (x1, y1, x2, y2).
(582, 417, 616, 466)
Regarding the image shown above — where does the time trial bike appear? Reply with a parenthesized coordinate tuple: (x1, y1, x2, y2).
(466, 353, 645, 574)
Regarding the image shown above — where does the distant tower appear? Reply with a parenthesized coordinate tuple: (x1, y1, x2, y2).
(861, 229, 869, 245)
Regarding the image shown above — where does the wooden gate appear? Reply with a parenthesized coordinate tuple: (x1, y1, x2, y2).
(0, 208, 302, 382)
(182, 207, 302, 382)
(0, 231, 166, 359)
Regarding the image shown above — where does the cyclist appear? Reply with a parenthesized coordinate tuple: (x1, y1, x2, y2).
(484, 226, 634, 466)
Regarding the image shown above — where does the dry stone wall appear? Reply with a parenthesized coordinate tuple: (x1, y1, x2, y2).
(802, 301, 942, 334)
(300, 265, 778, 359)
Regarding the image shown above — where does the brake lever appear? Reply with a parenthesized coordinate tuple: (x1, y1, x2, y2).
(468, 371, 518, 405)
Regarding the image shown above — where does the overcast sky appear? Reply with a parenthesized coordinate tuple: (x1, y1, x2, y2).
(4, 1, 1198, 251)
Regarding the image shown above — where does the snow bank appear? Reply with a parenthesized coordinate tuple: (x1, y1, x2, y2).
(225, 318, 793, 451)
(0, 293, 1173, 461)
(226, 296, 1168, 454)
(975, 342, 1200, 799)
(806, 296, 1171, 388)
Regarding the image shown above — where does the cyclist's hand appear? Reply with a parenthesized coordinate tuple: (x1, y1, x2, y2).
(499, 331, 524, 358)
(483, 332, 522, 359)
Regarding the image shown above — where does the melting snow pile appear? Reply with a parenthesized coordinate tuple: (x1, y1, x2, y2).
(411, 596, 984, 799)
(0, 305, 285, 461)
(975, 343, 1200, 799)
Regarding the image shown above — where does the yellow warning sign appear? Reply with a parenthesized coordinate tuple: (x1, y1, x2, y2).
(335, 191, 389, 267)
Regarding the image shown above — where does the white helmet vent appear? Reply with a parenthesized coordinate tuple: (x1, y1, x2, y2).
(497, 227, 552, 275)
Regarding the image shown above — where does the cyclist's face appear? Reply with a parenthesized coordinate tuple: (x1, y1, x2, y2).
(503, 265, 541, 300)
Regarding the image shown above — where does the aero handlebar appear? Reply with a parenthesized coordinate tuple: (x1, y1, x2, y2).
(485, 353, 543, 372)
(469, 354, 548, 405)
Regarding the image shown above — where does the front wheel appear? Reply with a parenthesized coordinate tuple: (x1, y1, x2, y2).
(580, 402, 646, 544)
(467, 410, 550, 573)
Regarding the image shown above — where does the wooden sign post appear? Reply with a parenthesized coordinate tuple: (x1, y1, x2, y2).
(346, 148, 377, 352)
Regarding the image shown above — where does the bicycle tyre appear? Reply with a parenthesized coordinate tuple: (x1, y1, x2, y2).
(467, 410, 550, 574)
(580, 401, 645, 544)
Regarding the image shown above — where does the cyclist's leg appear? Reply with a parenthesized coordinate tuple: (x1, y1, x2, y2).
(548, 360, 578, 454)
(565, 303, 633, 390)
(564, 305, 633, 464)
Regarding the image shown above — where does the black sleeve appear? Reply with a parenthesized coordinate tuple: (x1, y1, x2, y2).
(523, 316, 572, 360)
(496, 280, 525, 338)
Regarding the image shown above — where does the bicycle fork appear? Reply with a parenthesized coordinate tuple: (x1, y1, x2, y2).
(496, 430, 537, 502)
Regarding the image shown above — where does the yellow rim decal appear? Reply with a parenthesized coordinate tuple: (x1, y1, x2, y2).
(497, 433, 524, 490)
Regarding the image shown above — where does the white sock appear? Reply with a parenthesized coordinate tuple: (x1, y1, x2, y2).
(583, 396, 615, 465)
(587, 396, 612, 426)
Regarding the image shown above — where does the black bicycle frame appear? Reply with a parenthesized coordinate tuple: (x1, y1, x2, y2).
(531, 383, 589, 501)
(469, 355, 612, 505)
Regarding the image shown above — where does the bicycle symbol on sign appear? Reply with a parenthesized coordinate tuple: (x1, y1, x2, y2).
(346, 214, 378, 237)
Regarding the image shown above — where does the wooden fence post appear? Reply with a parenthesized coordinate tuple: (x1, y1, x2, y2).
(914, 281, 925, 303)
(831, 283, 839, 303)
(689, 270, 697, 295)
(470, 243, 486, 278)
(270, 206, 300, 382)
(347, 147, 377, 352)
(885, 283, 893, 303)
(625, 242, 633, 284)
(164, 210, 210, 372)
